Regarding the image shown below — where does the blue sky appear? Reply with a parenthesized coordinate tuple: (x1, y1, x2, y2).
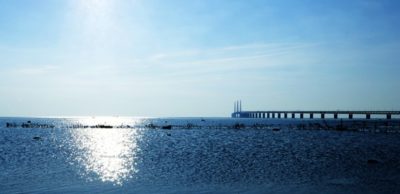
(0, 0, 399, 117)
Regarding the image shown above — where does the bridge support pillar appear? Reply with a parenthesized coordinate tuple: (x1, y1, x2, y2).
(284, 113, 287, 118)
(366, 114, 371, 119)
(310, 113, 313, 119)
(387, 114, 392, 120)
(278, 113, 281, 119)
(300, 113, 304, 119)
(334, 113, 338, 119)
(272, 113, 275, 118)
(267, 113, 270, 118)
(292, 113, 295, 118)
(321, 113, 325, 119)
(349, 114, 353, 119)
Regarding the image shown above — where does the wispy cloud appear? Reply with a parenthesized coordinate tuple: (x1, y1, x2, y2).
(123, 42, 320, 79)
(15, 65, 59, 76)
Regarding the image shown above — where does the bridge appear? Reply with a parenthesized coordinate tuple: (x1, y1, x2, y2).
(231, 101, 400, 120)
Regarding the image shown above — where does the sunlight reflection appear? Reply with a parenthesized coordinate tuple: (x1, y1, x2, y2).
(69, 118, 142, 185)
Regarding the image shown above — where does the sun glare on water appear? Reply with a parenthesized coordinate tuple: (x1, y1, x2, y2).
(68, 117, 143, 185)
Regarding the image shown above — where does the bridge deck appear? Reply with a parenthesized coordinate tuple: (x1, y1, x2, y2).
(232, 110, 400, 119)
(239, 111, 400, 114)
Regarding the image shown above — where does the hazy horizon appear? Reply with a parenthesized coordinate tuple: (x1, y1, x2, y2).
(1, 0, 400, 117)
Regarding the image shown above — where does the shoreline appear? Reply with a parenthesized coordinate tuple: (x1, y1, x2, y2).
(1, 118, 400, 133)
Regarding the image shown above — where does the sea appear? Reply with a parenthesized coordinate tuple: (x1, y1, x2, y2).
(0, 117, 399, 194)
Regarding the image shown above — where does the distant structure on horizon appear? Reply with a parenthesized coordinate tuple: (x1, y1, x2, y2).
(234, 100, 242, 113)
(231, 101, 400, 120)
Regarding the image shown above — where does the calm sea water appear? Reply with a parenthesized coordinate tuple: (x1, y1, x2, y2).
(0, 117, 399, 194)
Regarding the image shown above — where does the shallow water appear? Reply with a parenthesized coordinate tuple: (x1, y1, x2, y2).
(0, 117, 399, 194)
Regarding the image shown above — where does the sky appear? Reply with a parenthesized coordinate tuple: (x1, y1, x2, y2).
(0, 0, 399, 117)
